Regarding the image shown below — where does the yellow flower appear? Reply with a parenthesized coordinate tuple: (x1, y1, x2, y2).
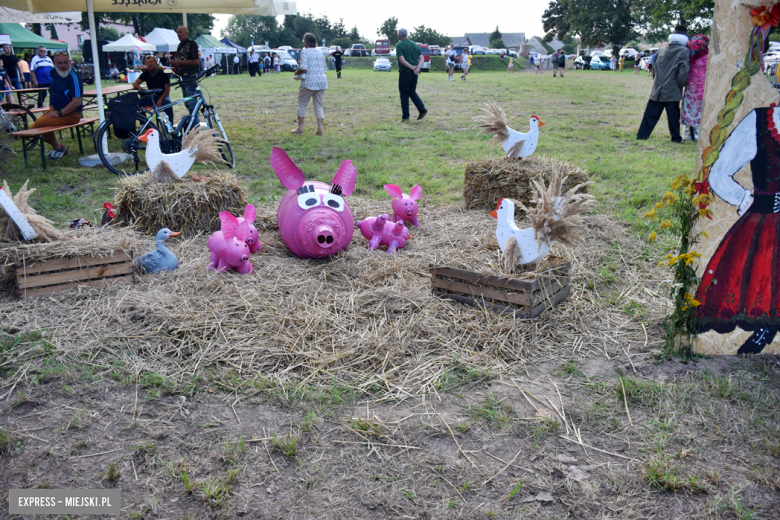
(658, 261, 665, 267)
(671, 180, 682, 191)
(644, 208, 657, 220)
(698, 208, 713, 218)
(660, 220, 672, 229)
(692, 195, 701, 206)
(683, 293, 701, 308)
(655, 202, 664, 210)
(701, 230, 709, 238)
(690, 251, 702, 258)
(662, 191, 677, 206)
(681, 305, 688, 312)
(648, 231, 657, 242)
(665, 254, 673, 259)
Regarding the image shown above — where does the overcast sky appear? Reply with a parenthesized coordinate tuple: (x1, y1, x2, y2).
(212, 0, 550, 42)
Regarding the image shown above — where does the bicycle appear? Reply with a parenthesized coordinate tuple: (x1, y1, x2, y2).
(94, 65, 235, 175)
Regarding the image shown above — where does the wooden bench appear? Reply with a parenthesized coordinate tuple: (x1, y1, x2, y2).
(3, 104, 99, 131)
(12, 117, 99, 169)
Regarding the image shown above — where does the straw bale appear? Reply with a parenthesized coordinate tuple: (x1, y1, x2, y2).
(113, 170, 247, 237)
(463, 155, 589, 211)
(0, 198, 670, 399)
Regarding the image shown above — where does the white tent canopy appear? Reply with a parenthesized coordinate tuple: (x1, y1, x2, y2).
(144, 28, 179, 52)
(0, 0, 296, 15)
(0, 6, 80, 22)
(102, 33, 155, 52)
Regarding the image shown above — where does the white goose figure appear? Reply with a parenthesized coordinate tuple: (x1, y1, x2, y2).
(138, 128, 199, 179)
(474, 102, 546, 159)
(490, 198, 553, 264)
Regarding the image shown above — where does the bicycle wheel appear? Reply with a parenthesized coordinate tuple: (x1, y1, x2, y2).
(205, 112, 235, 168)
(96, 114, 160, 176)
(1, 103, 37, 130)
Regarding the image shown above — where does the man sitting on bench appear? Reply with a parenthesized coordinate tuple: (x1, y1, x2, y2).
(28, 52, 82, 161)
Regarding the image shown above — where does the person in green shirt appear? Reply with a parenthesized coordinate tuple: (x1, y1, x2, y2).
(395, 28, 428, 122)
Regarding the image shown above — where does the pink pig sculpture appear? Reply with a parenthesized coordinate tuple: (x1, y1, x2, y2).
(384, 184, 422, 227)
(220, 204, 262, 254)
(356, 214, 409, 254)
(207, 215, 254, 274)
(270, 147, 357, 259)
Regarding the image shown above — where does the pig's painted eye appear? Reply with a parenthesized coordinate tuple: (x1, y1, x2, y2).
(297, 193, 321, 210)
(322, 193, 345, 212)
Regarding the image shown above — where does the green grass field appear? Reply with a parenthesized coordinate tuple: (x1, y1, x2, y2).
(2, 66, 695, 232)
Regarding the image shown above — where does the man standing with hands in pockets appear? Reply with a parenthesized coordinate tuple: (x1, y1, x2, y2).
(395, 28, 427, 122)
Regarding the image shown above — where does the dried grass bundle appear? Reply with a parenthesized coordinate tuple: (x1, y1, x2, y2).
(517, 161, 596, 246)
(463, 155, 589, 211)
(113, 171, 247, 237)
(152, 161, 181, 183)
(473, 101, 509, 144)
(0, 198, 670, 399)
(0, 180, 65, 243)
(181, 126, 227, 166)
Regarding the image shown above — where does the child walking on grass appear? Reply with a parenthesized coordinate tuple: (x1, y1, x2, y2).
(507, 57, 514, 74)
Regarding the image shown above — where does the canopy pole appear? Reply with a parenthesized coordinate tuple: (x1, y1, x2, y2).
(182, 13, 187, 28)
(86, 0, 107, 154)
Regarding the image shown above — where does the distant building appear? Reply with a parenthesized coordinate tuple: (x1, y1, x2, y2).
(450, 32, 526, 50)
(51, 22, 133, 50)
(526, 36, 565, 54)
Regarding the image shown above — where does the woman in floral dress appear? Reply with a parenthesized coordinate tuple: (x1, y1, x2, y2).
(681, 35, 709, 142)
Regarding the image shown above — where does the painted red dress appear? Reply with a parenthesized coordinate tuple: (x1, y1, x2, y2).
(696, 106, 780, 353)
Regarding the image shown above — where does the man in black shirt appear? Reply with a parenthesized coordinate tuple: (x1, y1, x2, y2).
(1, 44, 22, 90)
(171, 26, 200, 125)
(332, 47, 343, 79)
(132, 55, 174, 124)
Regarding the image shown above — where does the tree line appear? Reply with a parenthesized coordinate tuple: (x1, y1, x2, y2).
(542, 0, 713, 53)
(223, 14, 453, 49)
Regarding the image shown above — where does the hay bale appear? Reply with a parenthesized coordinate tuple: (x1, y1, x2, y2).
(113, 171, 247, 237)
(463, 155, 589, 211)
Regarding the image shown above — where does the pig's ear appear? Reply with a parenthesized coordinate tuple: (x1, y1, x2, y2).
(243, 204, 257, 224)
(332, 160, 356, 197)
(218, 211, 232, 223)
(270, 147, 305, 190)
(222, 218, 236, 240)
(236, 221, 250, 242)
(384, 184, 403, 198)
(410, 185, 422, 200)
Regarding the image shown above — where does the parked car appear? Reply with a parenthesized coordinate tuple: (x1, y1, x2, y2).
(619, 48, 638, 61)
(574, 55, 592, 69)
(314, 46, 329, 57)
(419, 44, 431, 72)
(347, 44, 369, 57)
(590, 55, 611, 70)
(590, 50, 604, 57)
(469, 45, 485, 55)
(508, 50, 518, 58)
(639, 56, 651, 70)
(271, 49, 298, 71)
(429, 45, 441, 56)
(389, 49, 396, 57)
(278, 45, 293, 51)
(639, 48, 658, 58)
(374, 38, 391, 55)
(247, 45, 271, 54)
(373, 56, 392, 71)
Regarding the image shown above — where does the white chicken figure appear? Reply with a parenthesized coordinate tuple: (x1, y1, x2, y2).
(473, 102, 545, 159)
(138, 128, 198, 179)
(490, 198, 556, 265)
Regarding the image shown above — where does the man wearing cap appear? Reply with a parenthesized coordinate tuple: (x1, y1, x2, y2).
(636, 25, 691, 143)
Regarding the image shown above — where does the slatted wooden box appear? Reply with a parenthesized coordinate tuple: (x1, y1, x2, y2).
(430, 262, 571, 318)
(15, 251, 135, 300)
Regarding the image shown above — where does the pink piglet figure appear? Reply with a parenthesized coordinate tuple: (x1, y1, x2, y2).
(221, 204, 262, 254)
(356, 214, 409, 254)
(207, 214, 254, 274)
(385, 184, 422, 227)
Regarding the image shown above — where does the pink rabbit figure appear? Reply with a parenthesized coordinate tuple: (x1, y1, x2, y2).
(356, 214, 409, 254)
(270, 147, 357, 259)
(385, 184, 422, 227)
(220, 204, 262, 254)
(207, 215, 254, 274)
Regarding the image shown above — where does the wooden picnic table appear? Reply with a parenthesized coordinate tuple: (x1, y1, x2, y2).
(83, 84, 133, 105)
(0, 87, 48, 107)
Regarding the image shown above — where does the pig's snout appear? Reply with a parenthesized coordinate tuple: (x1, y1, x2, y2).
(314, 225, 335, 246)
(240, 254, 249, 263)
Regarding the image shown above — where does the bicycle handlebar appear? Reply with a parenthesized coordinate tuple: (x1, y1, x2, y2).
(170, 65, 220, 89)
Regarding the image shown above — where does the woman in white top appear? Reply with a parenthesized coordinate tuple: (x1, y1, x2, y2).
(292, 32, 328, 135)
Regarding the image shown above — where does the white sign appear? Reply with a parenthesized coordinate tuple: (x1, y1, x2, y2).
(0, 187, 38, 241)
(0, 7, 81, 23)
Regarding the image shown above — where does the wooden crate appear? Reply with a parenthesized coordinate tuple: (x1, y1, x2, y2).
(15, 251, 135, 300)
(430, 262, 571, 318)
